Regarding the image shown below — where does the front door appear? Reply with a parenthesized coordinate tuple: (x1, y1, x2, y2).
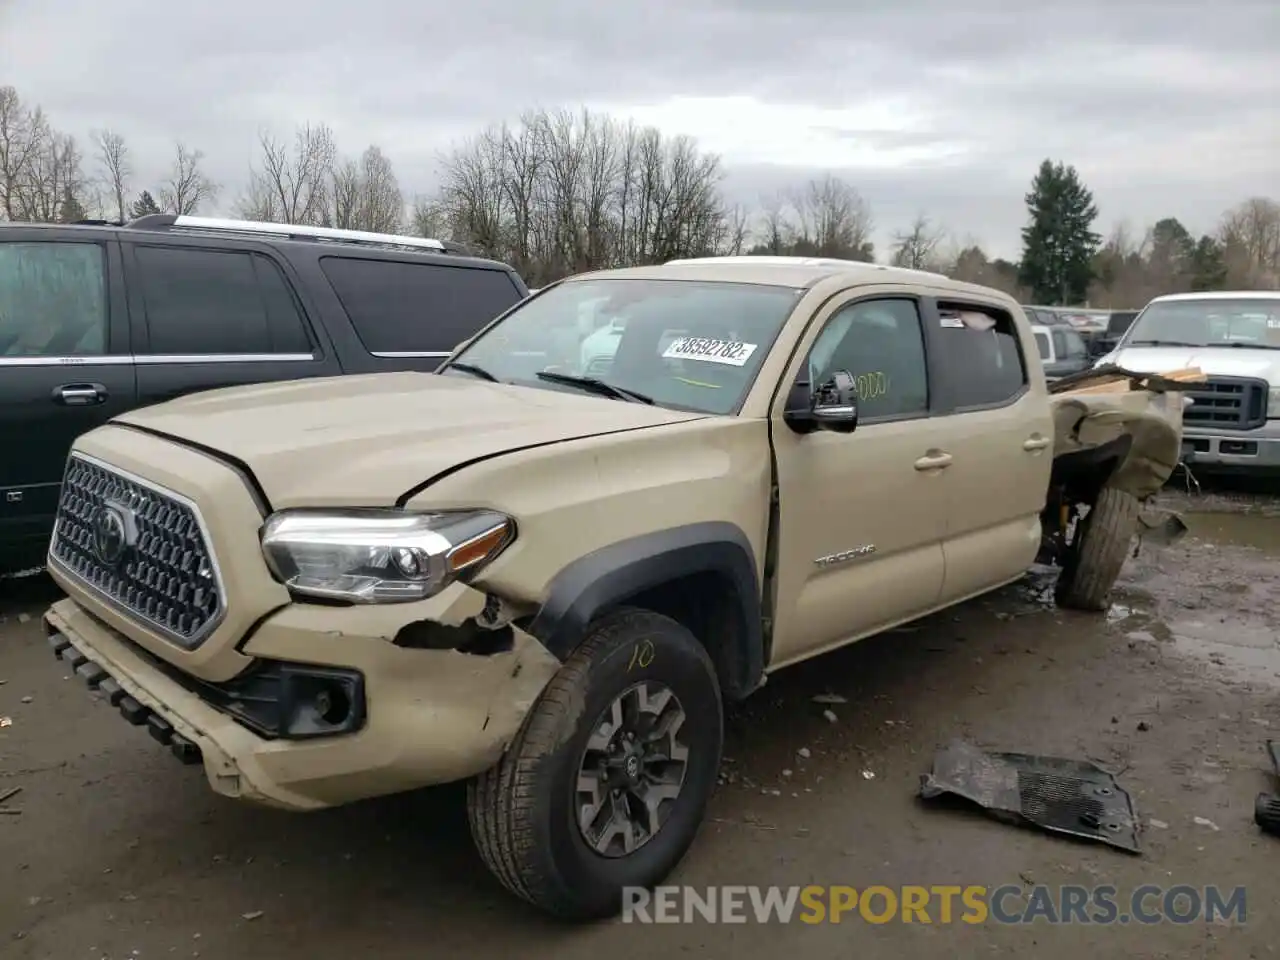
(0, 235, 136, 568)
(769, 294, 950, 668)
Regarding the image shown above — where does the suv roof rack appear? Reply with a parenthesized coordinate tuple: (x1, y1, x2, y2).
(124, 213, 448, 252)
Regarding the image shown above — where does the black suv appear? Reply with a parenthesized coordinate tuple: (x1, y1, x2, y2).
(1087, 310, 1140, 359)
(0, 214, 530, 574)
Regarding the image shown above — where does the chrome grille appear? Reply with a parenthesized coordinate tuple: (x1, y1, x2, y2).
(49, 453, 224, 648)
(1183, 376, 1268, 431)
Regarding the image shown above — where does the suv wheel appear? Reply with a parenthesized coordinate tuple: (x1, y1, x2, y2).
(467, 607, 723, 920)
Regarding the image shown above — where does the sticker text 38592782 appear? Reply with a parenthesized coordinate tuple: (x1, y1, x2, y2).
(662, 337, 759, 367)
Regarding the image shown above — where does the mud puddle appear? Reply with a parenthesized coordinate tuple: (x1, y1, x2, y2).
(1111, 509, 1280, 688)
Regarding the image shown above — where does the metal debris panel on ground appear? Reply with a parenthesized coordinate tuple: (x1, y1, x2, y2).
(919, 739, 1141, 853)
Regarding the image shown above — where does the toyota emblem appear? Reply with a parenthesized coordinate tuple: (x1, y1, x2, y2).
(92, 504, 130, 566)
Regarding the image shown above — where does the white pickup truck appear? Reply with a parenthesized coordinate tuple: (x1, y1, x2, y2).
(1094, 290, 1280, 473)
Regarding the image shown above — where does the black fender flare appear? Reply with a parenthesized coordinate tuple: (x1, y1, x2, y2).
(525, 521, 764, 699)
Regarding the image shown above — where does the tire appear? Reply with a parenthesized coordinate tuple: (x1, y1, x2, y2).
(1054, 486, 1140, 612)
(467, 607, 723, 920)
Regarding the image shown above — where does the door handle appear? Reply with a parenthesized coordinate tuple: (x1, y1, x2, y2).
(52, 383, 107, 406)
(1023, 436, 1052, 452)
(914, 450, 953, 471)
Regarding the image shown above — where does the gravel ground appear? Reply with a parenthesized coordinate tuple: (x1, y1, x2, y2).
(2, 483, 1278, 959)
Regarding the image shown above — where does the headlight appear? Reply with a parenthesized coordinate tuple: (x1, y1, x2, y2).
(260, 508, 515, 603)
(1268, 385, 1280, 419)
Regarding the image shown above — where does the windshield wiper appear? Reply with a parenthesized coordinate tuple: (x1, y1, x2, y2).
(444, 361, 500, 382)
(1223, 341, 1280, 350)
(1127, 339, 1202, 347)
(535, 371, 655, 404)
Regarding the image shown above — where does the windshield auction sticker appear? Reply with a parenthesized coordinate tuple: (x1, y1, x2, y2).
(662, 337, 759, 366)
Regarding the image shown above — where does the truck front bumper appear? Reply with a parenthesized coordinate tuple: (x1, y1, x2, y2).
(1181, 420, 1280, 471)
(43, 589, 560, 812)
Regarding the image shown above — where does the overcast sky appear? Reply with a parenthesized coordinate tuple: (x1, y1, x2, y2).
(3, 0, 1277, 259)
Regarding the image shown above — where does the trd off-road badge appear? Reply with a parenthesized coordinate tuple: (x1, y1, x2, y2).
(92, 502, 136, 567)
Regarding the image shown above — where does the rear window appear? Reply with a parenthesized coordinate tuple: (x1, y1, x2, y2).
(319, 256, 522, 355)
(0, 241, 107, 357)
(1033, 331, 1051, 360)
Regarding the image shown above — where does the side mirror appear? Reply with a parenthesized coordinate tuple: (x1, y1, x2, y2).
(783, 370, 859, 434)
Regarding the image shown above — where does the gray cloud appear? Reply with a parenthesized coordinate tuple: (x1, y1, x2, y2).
(2, 0, 1276, 258)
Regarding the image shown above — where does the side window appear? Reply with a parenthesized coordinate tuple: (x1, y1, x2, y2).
(1051, 329, 1068, 358)
(1033, 331, 1051, 360)
(0, 241, 107, 357)
(1064, 330, 1088, 358)
(133, 246, 311, 355)
(937, 302, 1028, 409)
(807, 298, 929, 420)
(319, 256, 523, 355)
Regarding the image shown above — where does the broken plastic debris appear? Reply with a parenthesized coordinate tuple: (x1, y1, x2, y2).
(861, 770, 876, 780)
(1193, 816, 1219, 831)
(241, 911, 265, 921)
(812, 694, 847, 705)
(822, 709, 838, 723)
(0, 717, 11, 728)
(1148, 818, 1169, 829)
(797, 747, 812, 759)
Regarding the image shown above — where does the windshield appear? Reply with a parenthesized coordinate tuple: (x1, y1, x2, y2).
(1124, 298, 1280, 349)
(1033, 331, 1051, 360)
(443, 278, 805, 414)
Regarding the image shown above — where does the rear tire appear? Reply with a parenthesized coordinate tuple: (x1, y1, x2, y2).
(1055, 486, 1140, 611)
(467, 607, 723, 920)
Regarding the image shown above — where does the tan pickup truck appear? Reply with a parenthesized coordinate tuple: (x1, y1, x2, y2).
(39, 256, 1186, 920)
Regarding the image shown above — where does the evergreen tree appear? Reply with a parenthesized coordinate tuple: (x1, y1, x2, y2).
(1188, 235, 1228, 291)
(57, 187, 87, 223)
(129, 190, 161, 218)
(1018, 159, 1101, 304)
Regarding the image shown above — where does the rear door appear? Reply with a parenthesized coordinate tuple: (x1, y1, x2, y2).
(928, 299, 1054, 603)
(122, 238, 340, 409)
(312, 255, 526, 373)
(0, 232, 136, 564)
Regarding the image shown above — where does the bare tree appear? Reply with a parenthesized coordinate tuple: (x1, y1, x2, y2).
(157, 142, 218, 215)
(92, 129, 131, 222)
(890, 213, 947, 270)
(0, 85, 51, 220)
(756, 191, 789, 254)
(18, 131, 86, 223)
(355, 145, 403, 232)
(1219, 197, 1280, 287)
(239, 123, 335, 224)
(434, 106, 736, 285)
(786, 174, 875, 260)
(409, 194, 449, 238)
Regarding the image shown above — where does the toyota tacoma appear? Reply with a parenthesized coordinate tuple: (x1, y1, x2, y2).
(40, 256, 1187, 919)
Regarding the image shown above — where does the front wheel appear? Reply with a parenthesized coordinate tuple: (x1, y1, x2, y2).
(467, 607, 723, 920)
(1055, 486, 1140, 611)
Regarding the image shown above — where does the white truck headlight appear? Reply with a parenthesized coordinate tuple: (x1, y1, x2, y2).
(1268, 385, 1280, 419)
(260, 508, 515, 603)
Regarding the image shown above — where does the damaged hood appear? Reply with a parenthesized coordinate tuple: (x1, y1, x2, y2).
(112, 372, 706, 507)
(1105, 345, 1280, 382)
